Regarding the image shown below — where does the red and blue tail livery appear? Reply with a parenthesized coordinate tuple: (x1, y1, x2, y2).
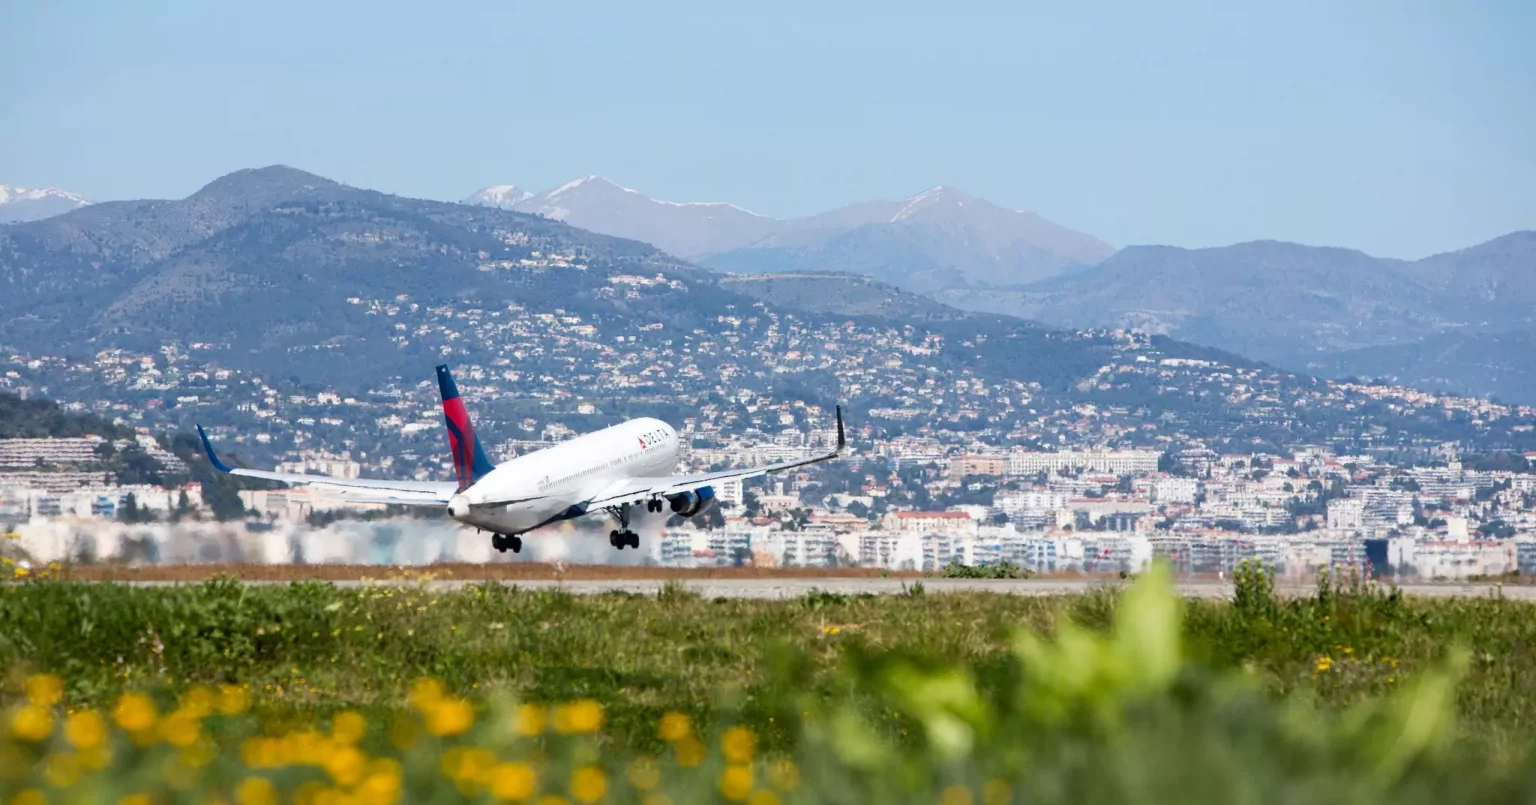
(436, 364, 496, 492)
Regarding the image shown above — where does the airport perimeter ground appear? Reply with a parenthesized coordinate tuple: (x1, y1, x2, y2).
(43, 562, 1536, 599)
(9, 564, 1536, 800)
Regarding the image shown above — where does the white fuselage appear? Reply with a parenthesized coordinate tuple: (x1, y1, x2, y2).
(449, 417, 681, 535)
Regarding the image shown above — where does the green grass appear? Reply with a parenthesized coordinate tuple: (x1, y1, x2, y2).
(6, 565, 1536, 801)
(3, 569, 1536, 752)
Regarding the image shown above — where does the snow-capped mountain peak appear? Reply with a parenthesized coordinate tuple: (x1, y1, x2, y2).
(461, 184, 534, 209)
(0, 184, 92, 223)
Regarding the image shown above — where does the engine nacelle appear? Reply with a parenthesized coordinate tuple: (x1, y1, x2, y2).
(668, 485, 717, 518)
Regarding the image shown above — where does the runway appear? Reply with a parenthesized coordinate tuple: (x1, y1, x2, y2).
(112, 576, 1536, 600)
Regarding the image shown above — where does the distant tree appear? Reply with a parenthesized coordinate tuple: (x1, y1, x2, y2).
(174, 490, 193, 522)
(118, 492, 139, 524)
(846, 500, 870, 519)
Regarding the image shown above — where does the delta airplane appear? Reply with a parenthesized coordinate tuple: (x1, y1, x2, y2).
(197, 364, 846, 553)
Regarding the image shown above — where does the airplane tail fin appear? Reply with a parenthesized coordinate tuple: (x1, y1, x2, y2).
(436, 364, 496, 492)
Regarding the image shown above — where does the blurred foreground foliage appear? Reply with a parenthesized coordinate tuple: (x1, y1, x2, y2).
(4, 564, 1536, 802)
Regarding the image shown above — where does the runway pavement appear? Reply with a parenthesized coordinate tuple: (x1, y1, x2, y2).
(117, 576, 1536, 600)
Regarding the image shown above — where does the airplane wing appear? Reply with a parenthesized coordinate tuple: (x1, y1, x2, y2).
(584, 405, 847, 509)
(196, 425, 456, 505)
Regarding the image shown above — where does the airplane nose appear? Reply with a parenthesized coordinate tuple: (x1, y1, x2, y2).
(447, 494, 469, 519)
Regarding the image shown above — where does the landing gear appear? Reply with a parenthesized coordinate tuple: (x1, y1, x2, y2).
(605, 503, 640, 550)
(491, 533, 522, 554)
(646, 498, 663, 513)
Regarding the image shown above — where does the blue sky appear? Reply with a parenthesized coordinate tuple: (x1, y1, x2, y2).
(2, 0, 1532, 258)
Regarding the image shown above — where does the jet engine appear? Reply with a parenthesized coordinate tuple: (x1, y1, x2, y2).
(668, 485, 717, 517)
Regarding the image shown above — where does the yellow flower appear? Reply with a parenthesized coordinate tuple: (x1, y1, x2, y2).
(424, 697, 474, 736)
(489, 761, 538, 801)
(721, 727, 757, 763)
(640, 794, 672, 805)
(627, 758, 661, 791)
(939, 784, 974, 805)
(982, 778, 1013, 805)
(25, 674, 63, 707)
(569, 766, 607, 804)
(14, 566, 29, 578)
(332, 711, 368, 744)
(388, 718, 420, 750)
(675, 736, 707, 767)
(554, 700, 603, 734)
(361, 759, 404, 805)
(65, 709, 106, 749)
(42, 752, 83, 789)
(747, 791, 781, 805)
(179, 685, 216, 717)
(766, 759, 799, 791)
(10, 790, 45, 805)
(513, 704, 547, 736)
(9, 705, 54, 742)
(537, 797, 569, 805)
(1314, 655, 1333, 674)
(218, 684, 250, 715)
(326, 745, 368, 787)
(408, 678, 445, 711)
(237, 777, 279, 805)
(657, 711, 690, 742)
(179, 739, 217, 769)
(159, 708, 202, 747)
(113, 692, 158, 733)
(718, 764, 754, 801)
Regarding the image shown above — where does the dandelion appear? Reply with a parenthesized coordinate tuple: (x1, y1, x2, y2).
(236, 776, 279, 805)
(332, 710, 368, 744)
(362, 758, 405, 805)
(747, 791, 781, 805)
(159, 708, 202, 747)
(982, 778, 1013, 805)
(9, 705, 54, 742)
(425, 697, 475, 736)
(570, 765, 607, 803)
(1314, 655, 1333, 674)
(657, 711, 691, 742)
(113, 692, 158, 733)
(325, 745, 368, 787)
(675, 735, 707, 767)
(939, 784, 975, 805)
(25, 674, 63, 707)
(64, 710, 107, 749)
(514, 703, 547, 736)
(718, 765, 754, 801)
(42, 752, 83, 788)
(408, 678, 446, 711)
(489, 761, 537, 801)
(766, 759, 800, 791)
(181, 684, 216, 716)
(627, 757, 661, 790)
(10, 791, 45, 805)
(722, 726, 757, 763)
(554, 699, 604, 734)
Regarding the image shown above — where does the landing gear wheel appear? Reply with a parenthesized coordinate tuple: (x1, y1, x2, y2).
(625, 531, 640, 549)
(492, 533, 508, 553)
(610, 530, 623, 549)
(647, 499, 663, 513)
(509, 535, 522, 554)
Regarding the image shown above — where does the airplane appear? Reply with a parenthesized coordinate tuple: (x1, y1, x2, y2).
(197, 364, 846, 553)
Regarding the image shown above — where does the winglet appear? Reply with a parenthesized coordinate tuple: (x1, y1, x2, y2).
(835, 405, 845, 452)
(196, 425, 234, 473)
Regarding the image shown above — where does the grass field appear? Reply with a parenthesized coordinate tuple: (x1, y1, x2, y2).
(5, 565, 1536, 802)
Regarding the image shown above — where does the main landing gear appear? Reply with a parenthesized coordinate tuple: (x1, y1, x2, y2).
(491, 533, 522, 553)
(606, 502, 640, 550)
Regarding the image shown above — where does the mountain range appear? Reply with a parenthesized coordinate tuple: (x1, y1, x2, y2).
(0, 185, 91, 224)
(6, 165, 1516, 454)
(464, 178, 1534, 403)
(464, 178, 1114, 292)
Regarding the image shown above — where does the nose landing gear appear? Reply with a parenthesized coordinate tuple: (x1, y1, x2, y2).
(491, 533, 522, 553)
